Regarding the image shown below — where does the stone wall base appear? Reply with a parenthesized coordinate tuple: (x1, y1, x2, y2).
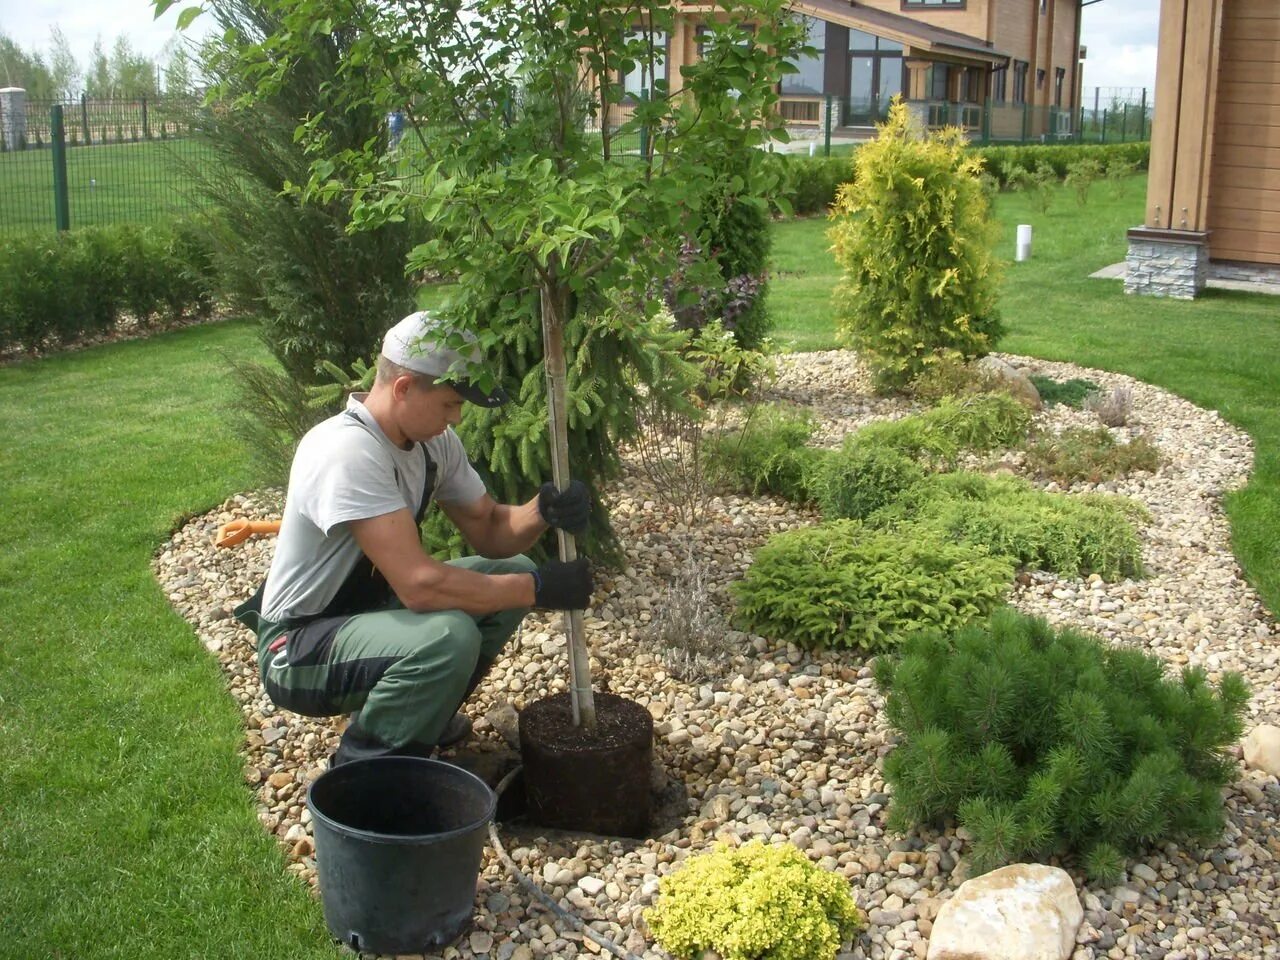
(1125, 228, 1210, 299)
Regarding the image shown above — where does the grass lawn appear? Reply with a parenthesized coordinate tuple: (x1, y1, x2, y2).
(769, 173, 1280, 616)
(0, 139, 210, 236)
(0, 321, 336, 958)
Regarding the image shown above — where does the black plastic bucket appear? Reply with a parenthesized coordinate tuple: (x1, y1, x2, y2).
(306, 756, 496, 954)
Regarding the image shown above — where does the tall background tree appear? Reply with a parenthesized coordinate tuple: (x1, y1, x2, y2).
(173, 0, 807, 560)
(0, 33, 55, 98)
(183, 0, 421, 478)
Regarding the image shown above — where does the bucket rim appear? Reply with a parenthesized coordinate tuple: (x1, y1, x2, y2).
(306, 756, 497, 845)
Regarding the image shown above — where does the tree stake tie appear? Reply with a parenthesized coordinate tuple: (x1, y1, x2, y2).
(540, 284, 597, 732)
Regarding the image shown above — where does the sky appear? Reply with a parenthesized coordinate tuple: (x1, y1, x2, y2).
(1, 0, 1161, 95)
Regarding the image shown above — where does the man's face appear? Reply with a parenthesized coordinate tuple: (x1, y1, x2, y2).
(399, 378, 465, 442)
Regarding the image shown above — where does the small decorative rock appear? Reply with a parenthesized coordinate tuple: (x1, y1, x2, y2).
(975, 356, 1043, 411)
(927, 863, 1083, 960)
(1242, 725, 1280, 777)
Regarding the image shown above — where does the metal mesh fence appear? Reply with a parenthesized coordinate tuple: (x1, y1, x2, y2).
(0, 97, 208, 238)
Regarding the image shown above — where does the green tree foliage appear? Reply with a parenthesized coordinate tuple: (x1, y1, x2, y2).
(0, 33, 55, 98)
(48, 27, 81, 99)
(176, 0, 807, 557)
(732, 521, 1013, 651)
(830, 100, 1002, 392)
(190, 0, 418, 382)
(876, 609, 1250, 882)
(84, 39, 111, 98)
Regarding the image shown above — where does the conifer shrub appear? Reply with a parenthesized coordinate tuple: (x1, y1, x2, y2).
(868, 471, 1147, 580)
(646, 840, 863, 960)
(848, 393, 1032, 471)
(829, 100, 1002, 392)
(812, 443, 925, 521)
(1024, 427, 1162, 485)
(732, 521, 1013, 651)
(876, 608, 1250, 883)
(705, 403, 822, 501)
(1029, 375, 1099, 409)
(905, 356, 1007, 405)
(924, 392, 1032, 453)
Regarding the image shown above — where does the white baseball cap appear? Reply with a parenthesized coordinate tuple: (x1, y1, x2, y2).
(381, 310, 508, 407)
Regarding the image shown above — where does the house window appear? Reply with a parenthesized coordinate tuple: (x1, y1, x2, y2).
(845, 29, 905, 124)
(991, 66, 1007, 104)
(1036, 68, 1046, 90)
(929, 64, 950, 101)
(961, 69, 981, 103)
(1012, 60, 1028, 104)
(622, 28, 667, 98)
(1040, 0, 1048, 12)
(1054, 67, 1066, 107)
(782, 16, 826, 96)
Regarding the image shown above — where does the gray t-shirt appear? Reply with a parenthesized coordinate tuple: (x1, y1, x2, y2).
(261, 393, 486, 622)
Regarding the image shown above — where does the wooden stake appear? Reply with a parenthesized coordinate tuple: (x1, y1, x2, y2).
(540, 281, 597, 731)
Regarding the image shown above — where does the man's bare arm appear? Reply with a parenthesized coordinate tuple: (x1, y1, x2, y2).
(349, 508, 535, 613)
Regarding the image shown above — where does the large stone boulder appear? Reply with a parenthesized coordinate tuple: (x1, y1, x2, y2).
(1243, 724, 1280, 777)
(927, 863, 1082, 960)
(974, 356, 1043, 411)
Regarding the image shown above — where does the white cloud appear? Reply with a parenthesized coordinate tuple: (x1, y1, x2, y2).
(1079, 0, 1161, 95)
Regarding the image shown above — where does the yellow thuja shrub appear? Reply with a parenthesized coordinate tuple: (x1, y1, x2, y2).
(646, 840, 863, 960)
(828, 98, 1002, 393)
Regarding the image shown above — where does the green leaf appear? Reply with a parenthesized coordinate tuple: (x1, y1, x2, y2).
(175, 5, 203, 30)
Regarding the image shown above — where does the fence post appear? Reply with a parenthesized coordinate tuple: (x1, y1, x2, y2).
(1101, 108, 1107, 143)
(1020, 101, 1029, 143)
(80, 93, 89, 143)
(824, 94, 833, 156)
(142, 98, 149, 139)
(981, 98, 991, 145)
(1140, 88, 1148, 140)
(51, 105, 71, 231)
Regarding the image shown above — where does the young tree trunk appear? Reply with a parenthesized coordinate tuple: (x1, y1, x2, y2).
(539, 278, 597, 731)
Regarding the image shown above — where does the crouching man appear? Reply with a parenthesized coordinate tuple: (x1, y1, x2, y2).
(236, 310, 593, 766)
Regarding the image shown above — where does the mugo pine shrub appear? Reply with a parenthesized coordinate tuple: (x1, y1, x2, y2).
(868, 471, 1148, 580)
(876, 609, 1249, 883)
(646, 840, 863, 960)
(830, 99, 1002, 392)
(733, 521, 1012, 651)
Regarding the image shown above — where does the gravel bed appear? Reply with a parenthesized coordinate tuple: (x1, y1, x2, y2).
(154, 350, 1280, 960)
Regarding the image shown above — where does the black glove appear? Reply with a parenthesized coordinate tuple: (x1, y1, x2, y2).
(531, 558, 593, 610)
(538, 480, 590, 536)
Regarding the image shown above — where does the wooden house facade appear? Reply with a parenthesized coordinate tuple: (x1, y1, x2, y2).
(614, 0, 1084, 138)
(1126, 0, 1280, 297)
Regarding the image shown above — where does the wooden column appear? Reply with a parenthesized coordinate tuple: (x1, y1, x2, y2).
(1143, 0, 1225, 231)
(904, 59, 931, 101)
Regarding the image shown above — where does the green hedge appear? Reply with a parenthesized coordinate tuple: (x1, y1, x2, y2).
(971, 141, 1150, 187)
(0, 223, 216, 353)
(778, 155, 857, 216)
(775, 141, 1149, 214)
